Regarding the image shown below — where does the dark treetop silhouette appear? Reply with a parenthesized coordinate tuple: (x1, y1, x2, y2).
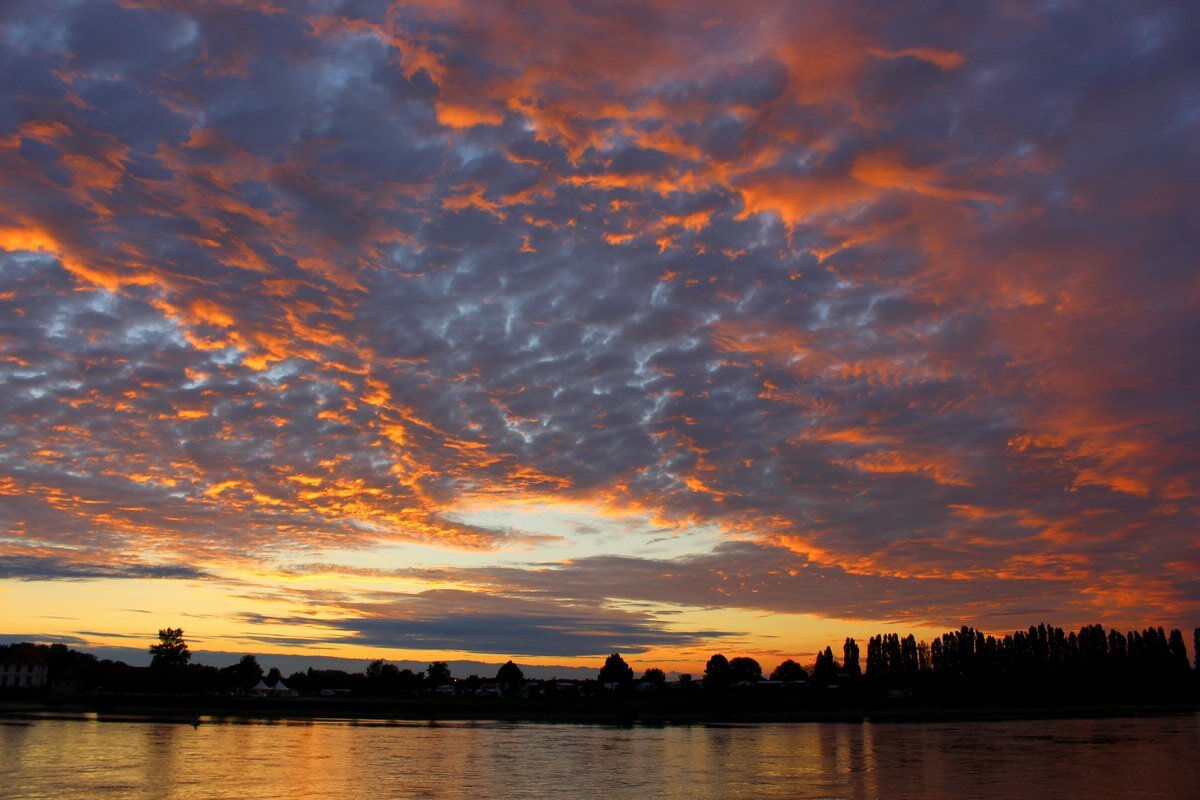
(148, 628, 190, 669)
(3, 622, 1196, 722)
(598, 653, 635, 687)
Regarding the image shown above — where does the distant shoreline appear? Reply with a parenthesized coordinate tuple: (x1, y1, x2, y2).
(3, 694, 1197, 726)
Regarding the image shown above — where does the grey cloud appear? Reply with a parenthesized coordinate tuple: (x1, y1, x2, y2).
(243, 589, 731, 658)
(358, 540, 1142, 630)
(0, 634, 91, 646)
(0, 0, 1196, 632)
(0, 556, 208, 581)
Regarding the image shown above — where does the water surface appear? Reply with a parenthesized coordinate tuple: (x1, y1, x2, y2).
(3, 714, 1197, 799)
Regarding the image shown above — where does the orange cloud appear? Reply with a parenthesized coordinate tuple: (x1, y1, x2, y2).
(869, 47, 966, 71)
(443, 184, 508, 219)
(842, 450, 973, 487)
(735, 173, 875, 226)
(435, 101, 506, 128)
(851, 150, 1001, 203)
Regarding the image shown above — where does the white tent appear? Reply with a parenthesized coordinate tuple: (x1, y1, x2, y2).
(250, 678, 298, 697)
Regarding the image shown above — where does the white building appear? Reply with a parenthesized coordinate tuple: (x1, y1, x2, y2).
(1, 646, 48, 689)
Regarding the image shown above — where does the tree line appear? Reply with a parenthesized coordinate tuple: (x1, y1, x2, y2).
(2, 622, 1197, 703)
(588, 622, 1199, 700)
(863, 624, 1192, 685)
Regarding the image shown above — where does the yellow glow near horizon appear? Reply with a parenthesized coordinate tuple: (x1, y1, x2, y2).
(3, 570, 954, 676)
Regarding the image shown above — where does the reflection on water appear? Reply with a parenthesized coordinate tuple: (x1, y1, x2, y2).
(2, 714, 1198, 799)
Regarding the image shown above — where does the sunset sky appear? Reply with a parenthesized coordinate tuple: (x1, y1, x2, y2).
(1, 1, 1197, 676)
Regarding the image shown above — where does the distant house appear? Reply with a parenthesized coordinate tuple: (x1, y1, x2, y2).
(518, 681, 545, 699)
(1, 645, 48, 689)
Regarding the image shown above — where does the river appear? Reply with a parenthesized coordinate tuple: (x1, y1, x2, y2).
(3, 713, 1198, 799)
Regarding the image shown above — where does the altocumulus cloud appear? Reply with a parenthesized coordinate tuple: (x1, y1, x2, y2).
(0, 0, 1197, 642)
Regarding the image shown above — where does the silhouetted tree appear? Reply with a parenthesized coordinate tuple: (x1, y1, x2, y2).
(729, 656, 763, 683)
(149, 628, 190, 668)
(863, 620, 1200, 698)
(1168, 629, 1189, 672)
(704, 653, 731, 689)
(238, 654, 263, 679)
(770, 659, 808, 682)
(843, 638, 861, 676)
(364, 660, 403, 694)
(266, 666, 284, 686)
(427, 661, 452, 685)
(36, 643, 105, 690)
(887, 633, 903, 673)
(220, 654, 263, 691)
(496, 660, 525, 686)
(1077, 624, 1107, 674)
(812, 646, 838, 686)
(868, 633, 919, 680)
(598, 653, 634, 687)
(641, 667, 666, 685)
(866, 635, 882, 675)
(898, 635, 914, 673)
(395, 668, 421, 692)
(1194, 628, 1199, 670)
(286, 671, 308, 692)
(1109, 629, 1128, 667)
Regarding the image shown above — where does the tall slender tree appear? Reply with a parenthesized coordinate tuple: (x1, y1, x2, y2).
(812, 646, 838, 686)
(843, 638, 861, 676)
(1167, 630, 1189, 671)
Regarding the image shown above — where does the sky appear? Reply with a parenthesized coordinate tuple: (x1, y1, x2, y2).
(1, 0, 1198, 676)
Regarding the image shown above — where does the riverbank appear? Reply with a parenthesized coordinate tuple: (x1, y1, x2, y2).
(2, 691, 1197, 726)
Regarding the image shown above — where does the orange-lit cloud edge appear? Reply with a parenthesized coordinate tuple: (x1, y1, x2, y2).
(1, 1, 1197, 672)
